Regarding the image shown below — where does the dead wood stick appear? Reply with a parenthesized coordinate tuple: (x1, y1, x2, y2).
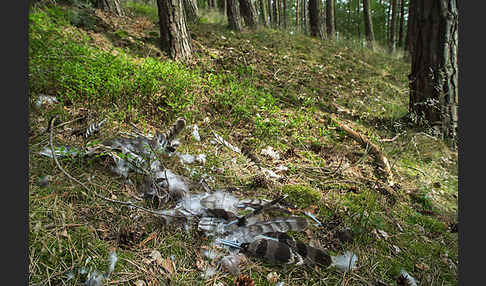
(329, 115, 395, 188)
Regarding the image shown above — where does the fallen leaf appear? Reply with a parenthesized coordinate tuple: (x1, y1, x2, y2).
(134, 280, 146, 286)
(139, 232, 157, 248)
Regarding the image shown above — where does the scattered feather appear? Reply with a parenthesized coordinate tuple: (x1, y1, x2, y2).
(398, 270, 419, 286)
(261, 146, 280, 160)
(106, 251, 117, 277)
(191, 124, 201, 141)
(39, 146, 84, 158)
(220, 254, 246, 275)
(85, 119, 106, 139)
(330, 251, 358, 272)
(202, 266, 218, 279)
(34, 94, 58, 110)
(212, 132, 241, 154)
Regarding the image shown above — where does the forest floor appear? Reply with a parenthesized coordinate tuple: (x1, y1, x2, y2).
(28, 1, 458, 285)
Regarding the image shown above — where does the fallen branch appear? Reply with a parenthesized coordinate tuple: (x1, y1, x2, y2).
(328, 115, 395, 188)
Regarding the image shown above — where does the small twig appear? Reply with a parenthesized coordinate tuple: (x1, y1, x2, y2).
(48, 116, 183, 218)
(378, 132, 401, 142)
(329, 115, 395, 188)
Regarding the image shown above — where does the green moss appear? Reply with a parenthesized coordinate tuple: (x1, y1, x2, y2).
(280, 184, 321, 209)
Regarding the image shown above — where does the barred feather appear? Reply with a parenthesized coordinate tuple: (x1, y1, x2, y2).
(242, 239, 304, 265)
(85, 119, 106, 138)
(224, 216, 309, 243)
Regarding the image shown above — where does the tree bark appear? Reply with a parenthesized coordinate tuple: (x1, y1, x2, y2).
(295, 0, 299, 31)
(259, 0, 269, 26)
(325, 0, 335, 38)
(398, 0, 405, 47)
(273, 0, 279, 28)
(389, 0, 398, 53)
(308, 0, 322, 39)
(302, 0, 307, 33)
(217, 0, 226, 13)
(268, 0, 273, 26)
(156, 0, 192, 60)
(405, 0, 416, 53)
(239, 0, 258, 28)
(362, 0, 374, 48)
(227, 0, 243, 30)
(409, 0, 458, 145)
(283, 0, 287, 29)
(183, 0, 199, 23)
(357, 0, 361, 39)
(95, 0, 124, 16)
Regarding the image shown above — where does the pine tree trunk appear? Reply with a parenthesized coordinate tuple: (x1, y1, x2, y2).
(405, 0, 416, 53)
(227, 0, 243, 30)
(308, 0, 322, 39)
(239, 0, 258, 28)
(295, 0, 299, 31)
(96, 0, 124, 16)
(302, 0, 307, 33)
(398, 0, 405, 47)
(217, 0, 226, 13)
(357, 0, 361, 39)
(156, 0, 192, 60)
(362, 0, 374, 48)
(273, 0, 279, 28)
(259, 0, 268, 26)
(325, 0, 335, 38)
(283, 0, 287, 29)
(268, 0, 273, 26)
(321, 0, 327, 36)
(183, 0, 199, 23)
(409, 0, 458, 145)
(389, 0, 398, 53)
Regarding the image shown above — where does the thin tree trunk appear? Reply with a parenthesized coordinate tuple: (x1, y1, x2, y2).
(296, 0, 299, 31)
(333, 0, 336, 36)
(96, 0, 124, 16)
(156, 0, 192, 60)
(325, 0, 335, 38)
(183, 0, 199, 23)
(283, 0, 287, 29)
(227, 0, 242, 30)
(273, 0, 278, 28)
(409, 0, 458, 145)
(259, 0, 269, 26)
(357, 0, 361, 39)
(239, 0, 258, 28)
(302, 0, 307, 33)
(362, 0, 374, 48)
(268, 0, 273, 26)
(398, 0, 405, 47)
(389, 0, 398, 53)
(217, 0, 226, 13)
(320, 0, 326, 36)
(308, 0, 322, 39)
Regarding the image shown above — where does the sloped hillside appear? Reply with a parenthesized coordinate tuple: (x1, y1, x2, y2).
(29, 2, 458, 285)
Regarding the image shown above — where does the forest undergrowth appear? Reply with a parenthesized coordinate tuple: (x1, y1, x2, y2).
(28, 2, 458, 285)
